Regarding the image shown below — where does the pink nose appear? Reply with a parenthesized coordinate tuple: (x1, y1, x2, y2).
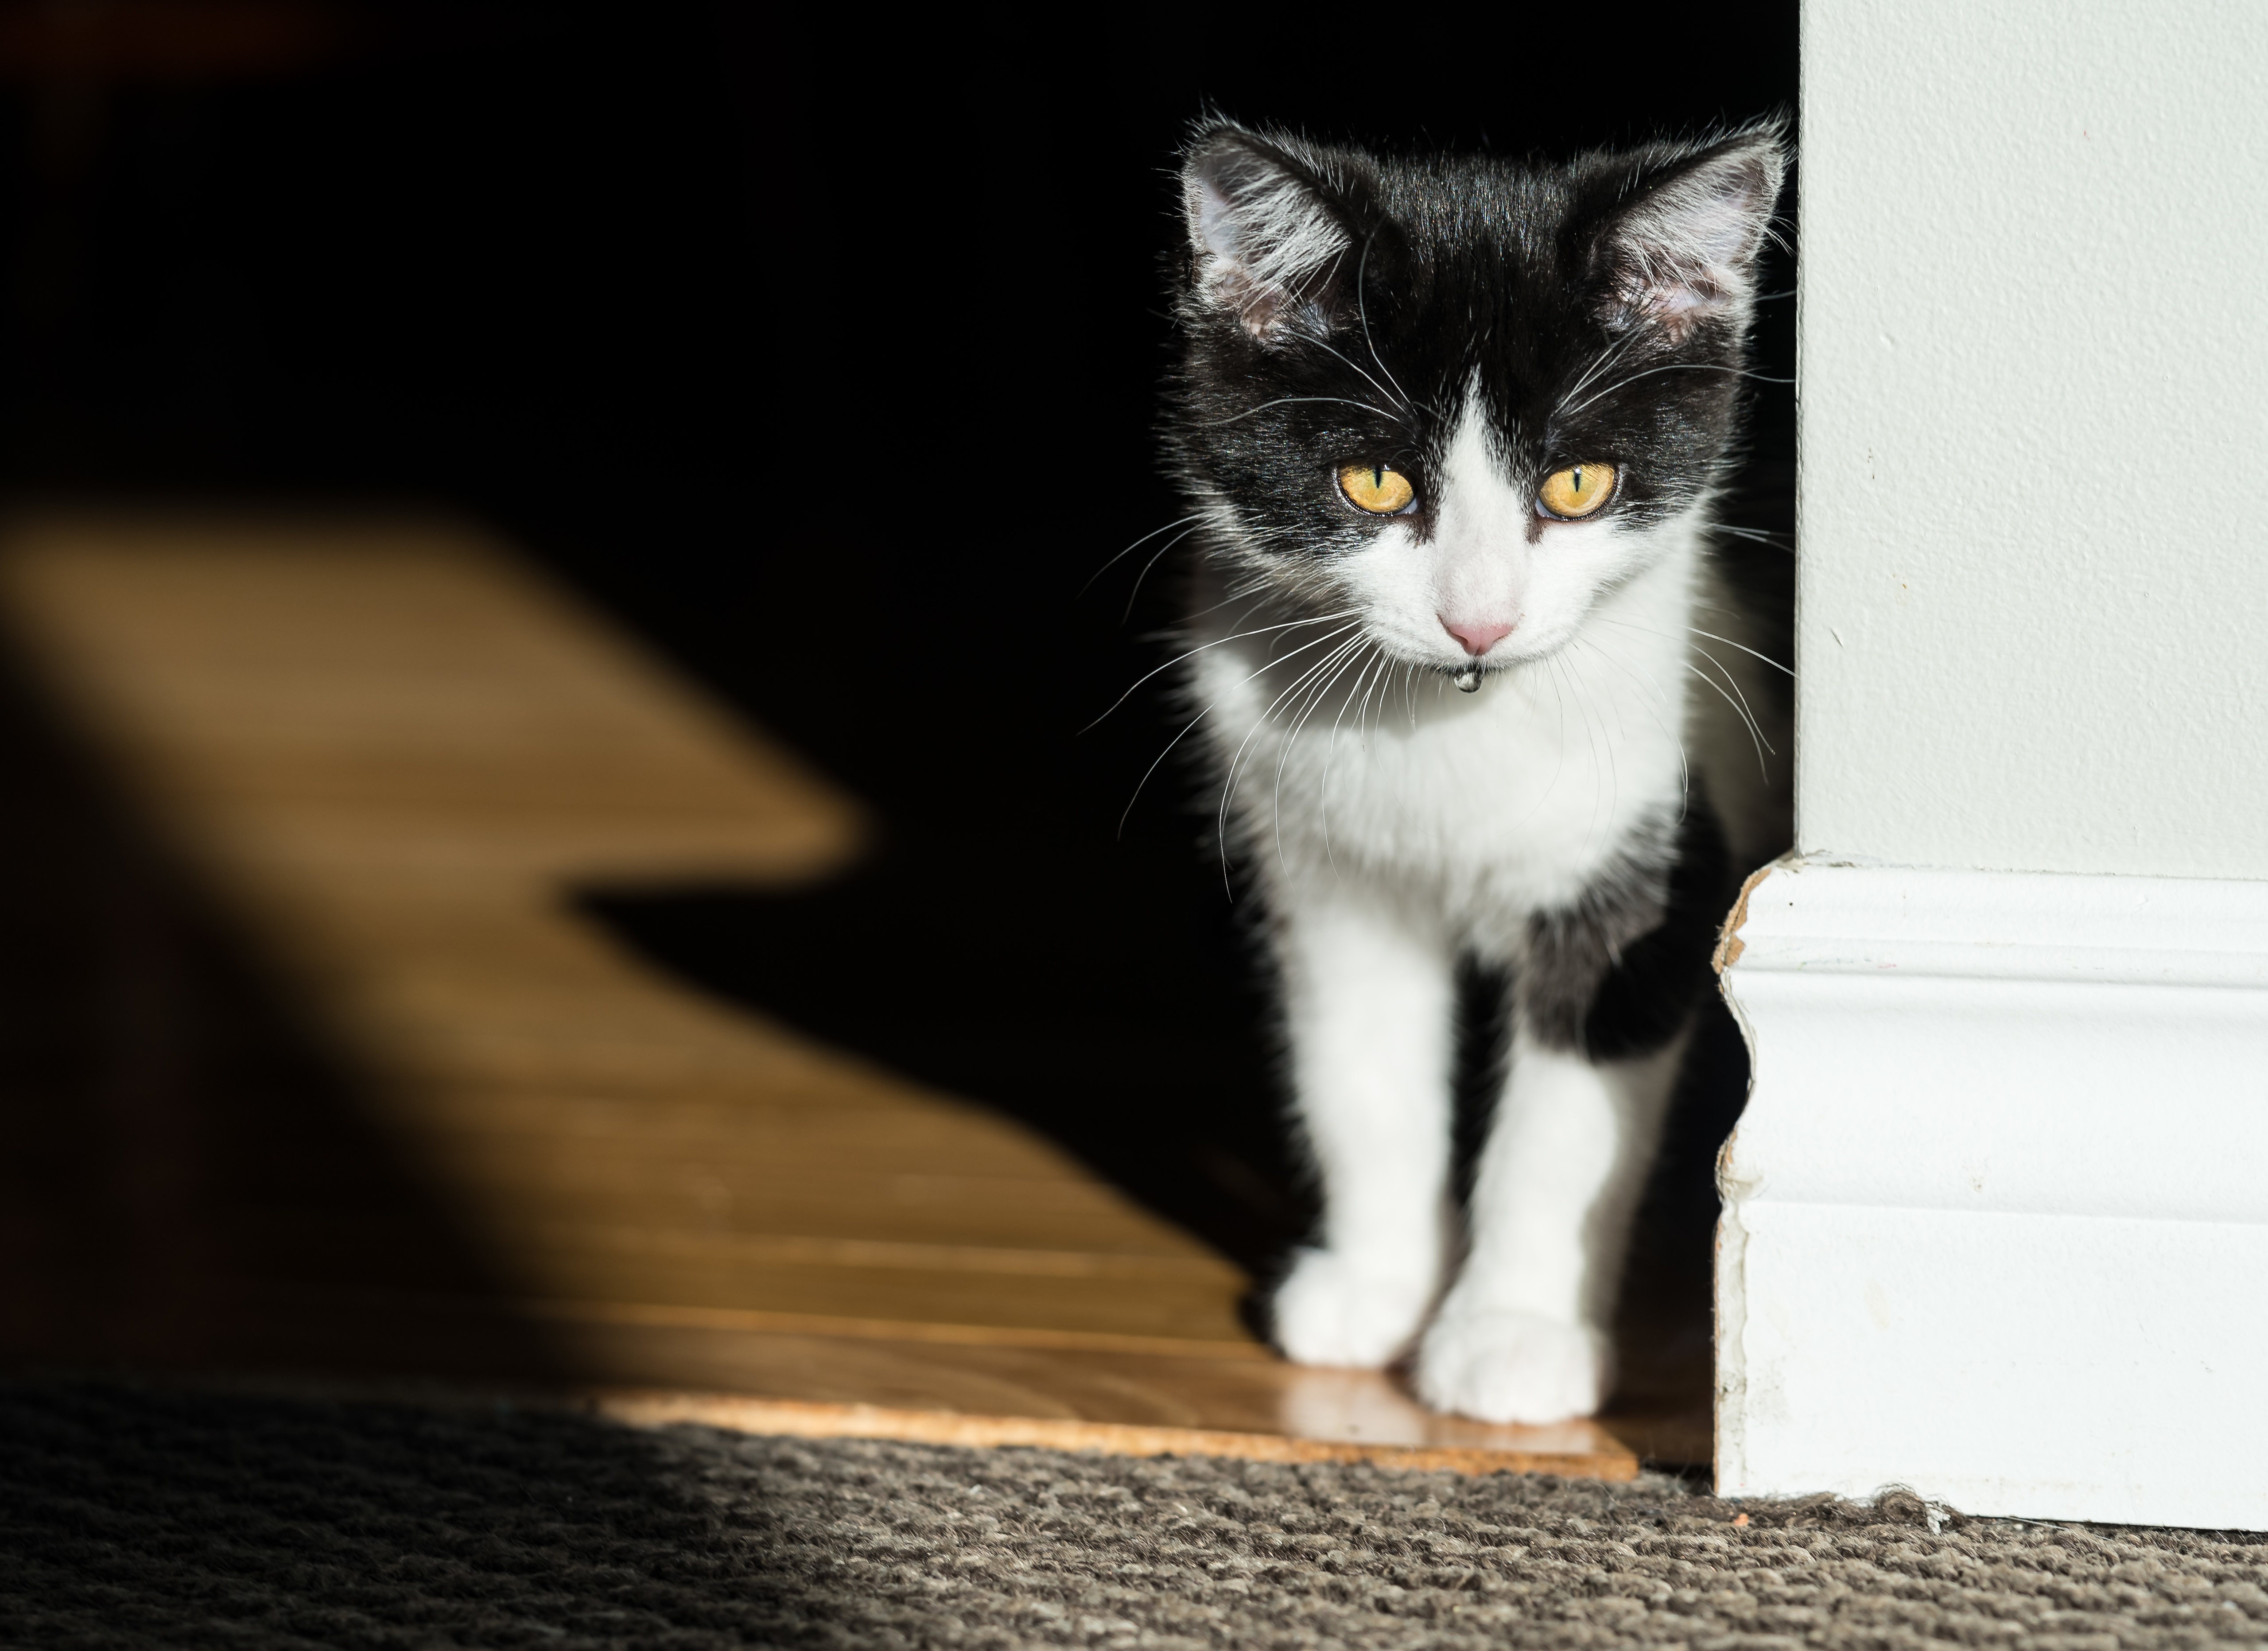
(1441, 617, 1514, 657)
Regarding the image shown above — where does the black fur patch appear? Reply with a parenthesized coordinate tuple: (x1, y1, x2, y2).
(1518, 794, 1732, 1061)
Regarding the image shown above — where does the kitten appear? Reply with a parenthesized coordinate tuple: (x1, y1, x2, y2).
(1158, 121, 1790, 1423)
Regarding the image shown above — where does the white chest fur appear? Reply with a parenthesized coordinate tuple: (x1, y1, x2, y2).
(1187, 538, 1710, 951)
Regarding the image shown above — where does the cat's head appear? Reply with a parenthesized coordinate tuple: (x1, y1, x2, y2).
(1163, 120, 1785, 679)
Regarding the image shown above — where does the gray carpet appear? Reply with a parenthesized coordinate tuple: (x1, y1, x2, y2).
(4, 1381, 2266, 1649)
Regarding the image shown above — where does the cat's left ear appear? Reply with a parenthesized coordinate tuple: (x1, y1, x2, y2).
(1181, 126, 1363, 342)
(1594, 127, 1786, 340)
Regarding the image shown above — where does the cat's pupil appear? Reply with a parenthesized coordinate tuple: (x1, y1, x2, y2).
(1572, 466, 1584, 495)
(1372, 466, 1385, 491)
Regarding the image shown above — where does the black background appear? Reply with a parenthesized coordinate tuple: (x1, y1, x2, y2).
(0, 2, 1798, 1298)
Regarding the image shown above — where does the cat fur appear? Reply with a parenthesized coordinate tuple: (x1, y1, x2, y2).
(1158, 119, 1790, 1423)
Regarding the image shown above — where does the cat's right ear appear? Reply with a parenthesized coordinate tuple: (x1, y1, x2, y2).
(1181, 128, 1355, 342)
(1591, 126, 1787, 342)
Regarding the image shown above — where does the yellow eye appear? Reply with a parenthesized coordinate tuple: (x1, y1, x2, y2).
(1537, 462, 1618, 519)
(1336, 463, 1416, 515)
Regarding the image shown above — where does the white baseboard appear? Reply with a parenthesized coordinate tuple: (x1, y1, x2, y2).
(1715, 857, 2268, 1529)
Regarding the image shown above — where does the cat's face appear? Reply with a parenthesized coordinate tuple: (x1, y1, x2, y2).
(1164, 125, 1784, 681)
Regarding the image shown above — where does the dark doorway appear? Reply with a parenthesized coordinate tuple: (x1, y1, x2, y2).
(0, 2, 1796, 1366)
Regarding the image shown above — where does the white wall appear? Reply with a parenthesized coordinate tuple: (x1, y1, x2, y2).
(1722, 0, 2268, 1527)
(1798, 0, 2268, 880)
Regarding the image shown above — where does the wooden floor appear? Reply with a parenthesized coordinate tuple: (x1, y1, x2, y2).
(0, 513, 1703, 1477)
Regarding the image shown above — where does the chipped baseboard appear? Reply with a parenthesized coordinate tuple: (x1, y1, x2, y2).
(1715, 857, 2268, 1528)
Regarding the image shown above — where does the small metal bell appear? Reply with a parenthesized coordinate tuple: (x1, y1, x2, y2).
(1452, 667, 1481, 693)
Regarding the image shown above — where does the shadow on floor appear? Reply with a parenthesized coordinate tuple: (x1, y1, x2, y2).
(577, 851, 1310, 1284)
(0, 644, 565, 1387)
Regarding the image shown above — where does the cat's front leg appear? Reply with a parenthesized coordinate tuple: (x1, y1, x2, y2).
(1268, 882, 1457, 1368)
(1414, 1026, 1685, 1422)
(1418, 801, 1730, 1422)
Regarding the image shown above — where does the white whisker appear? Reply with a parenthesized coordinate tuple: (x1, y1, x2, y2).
(1119, 618, 1363, 838)
(1216, 630, 1370, 874)
(1682, 652, 1772, 778)
(1573, 634, 1689, 817)
(1080, 514, 1203, 598)
(1203, 396, 1402, 428)
(1355, 231, 1432, 417)
(1270, 636, 1371, 859)
(1560, 361, 1793, 421)
(1303, 334, 1413, 417)
(1596, 613, 1794, 679)
(1083, 610, 1357, 733)
(1313, 642, 1386, 871)
(1121, 526, 1199, 622)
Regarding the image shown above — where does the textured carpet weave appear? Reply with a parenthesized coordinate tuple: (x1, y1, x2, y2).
(4, 1381, 2266, 1649)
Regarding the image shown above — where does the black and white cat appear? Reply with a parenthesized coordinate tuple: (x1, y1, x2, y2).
(1159, 122, 1790, 1423)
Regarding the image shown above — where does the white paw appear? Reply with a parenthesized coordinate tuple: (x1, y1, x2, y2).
(1414, 1308, 1611, 1423)
(1270, 1248, 1433, 1367)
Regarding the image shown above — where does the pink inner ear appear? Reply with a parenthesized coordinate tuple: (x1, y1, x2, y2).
(1650, 282, 1717, 320)
(1221, 275, 1291, 338)
(1603, 264, 1728, 342)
